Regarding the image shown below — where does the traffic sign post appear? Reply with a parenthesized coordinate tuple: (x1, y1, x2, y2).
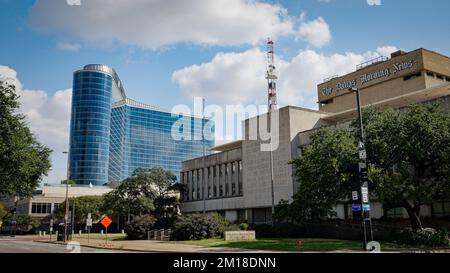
(349, 87, 374, 251)
(49, 219, 53, 241)
(86, 213, 92, 245)
(100, 215, 112, 247)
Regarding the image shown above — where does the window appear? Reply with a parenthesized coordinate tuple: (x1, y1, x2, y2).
(403, 72, 421, 81)
(31, 203, 52, 214)
(426, 71, 434, 77)
(436, 74, 444, 80)
(432, 201, 450, 217)
(386, 207, 404, 218)
(320, 99, 333, 107)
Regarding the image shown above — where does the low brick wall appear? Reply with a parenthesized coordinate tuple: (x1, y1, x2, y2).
(224, 231, 256, 241)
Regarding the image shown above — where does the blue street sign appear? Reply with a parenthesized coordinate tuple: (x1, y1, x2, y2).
(11, 220, 17, 225)
(363, 204, 371, 211)
(352, 204, 362, 212)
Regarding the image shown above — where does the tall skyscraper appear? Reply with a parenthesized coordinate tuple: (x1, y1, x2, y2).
(69, 64, 214, 185)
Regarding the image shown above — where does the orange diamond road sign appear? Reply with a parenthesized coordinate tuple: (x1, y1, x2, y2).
(100, 216, 112, 229)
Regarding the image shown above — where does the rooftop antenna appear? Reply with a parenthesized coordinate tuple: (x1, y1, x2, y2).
(265, 38, 277, 224)
(266, 38, 278, 112)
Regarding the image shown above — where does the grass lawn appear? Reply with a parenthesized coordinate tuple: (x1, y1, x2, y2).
(167, 238, 403, 252)
(70, 233, 127, 241)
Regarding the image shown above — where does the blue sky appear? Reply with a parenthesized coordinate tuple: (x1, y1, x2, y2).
(0, 0, 449, 184)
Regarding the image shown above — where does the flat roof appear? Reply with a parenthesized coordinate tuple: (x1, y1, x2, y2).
(211, 140, 243, 152)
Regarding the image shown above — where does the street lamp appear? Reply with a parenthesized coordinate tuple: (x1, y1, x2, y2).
(349, 87, 373, 250)
(62, 151, 70, 243)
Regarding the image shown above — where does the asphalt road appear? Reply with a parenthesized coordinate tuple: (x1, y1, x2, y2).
(0, 237, 136, 253)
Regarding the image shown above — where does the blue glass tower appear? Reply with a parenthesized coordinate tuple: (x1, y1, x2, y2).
(69, 64, 214, 185)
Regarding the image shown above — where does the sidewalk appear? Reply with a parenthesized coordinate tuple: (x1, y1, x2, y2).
(36, 237, 281, 253)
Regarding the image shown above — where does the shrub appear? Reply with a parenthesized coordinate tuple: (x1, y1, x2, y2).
(396, 228, 450, 247)
(124, 215, 156, 240)
(239, 223, 249, 231)
(171, 214, 222, 241)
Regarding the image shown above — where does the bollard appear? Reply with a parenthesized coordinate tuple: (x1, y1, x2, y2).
(298, 240, 302, 249)
(122, 229, 125, 235)
(79, 230, 82, 236)
(39, 231, 42, 237)
(101, 230, 103, 235)
(43, 231, 46, 236)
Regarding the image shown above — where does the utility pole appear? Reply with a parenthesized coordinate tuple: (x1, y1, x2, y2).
(266, 38, 278, 224)
(349, 87, 373, 250)
(62, 151, 69, 243)
(202, 97, 207, 215)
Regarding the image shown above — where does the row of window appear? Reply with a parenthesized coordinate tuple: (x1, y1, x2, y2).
(425, 71, 450, 82)
(182, 161, 243, 201)
(31, 203, 60, 214)
(73, 90, 112, 99)
(75, 71, 112, 80)
(74, 76, 112, 85)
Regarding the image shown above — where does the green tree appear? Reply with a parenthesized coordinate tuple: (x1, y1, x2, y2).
(0, 202, 7, 221)
(60, 180, 76, 185)
(290, 104, 450, 230)
(102, 168, 181, 228)
(0, 81, 52, 197)
(149, 168, 180, 228)
(355, 105, 450, 229)
(290, 128, 358, 222)
(53, 196, 104, 224)
(102, 168, 158, 218)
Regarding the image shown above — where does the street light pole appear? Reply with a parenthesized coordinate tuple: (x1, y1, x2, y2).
(202, 97, 207, 215)
(62, 151, 69, 243)
(349, 87, 373, 250)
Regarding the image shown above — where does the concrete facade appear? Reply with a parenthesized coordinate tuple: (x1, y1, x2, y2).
(318, 48, 450, 113)
(180, 48, 450, 224)
(181, 106, 327, 223)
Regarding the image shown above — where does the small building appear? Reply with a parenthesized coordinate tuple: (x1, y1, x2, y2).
(2, 185, 112, 219)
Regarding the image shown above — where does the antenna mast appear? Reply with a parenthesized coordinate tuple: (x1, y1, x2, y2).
(266, 38, 277, 222)
(266, 38, 278, 112)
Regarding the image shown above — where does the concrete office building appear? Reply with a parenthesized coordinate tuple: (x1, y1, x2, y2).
(69, 64, 214, 185)
(180, 48, 450, 223)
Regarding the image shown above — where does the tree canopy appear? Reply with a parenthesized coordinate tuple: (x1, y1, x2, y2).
(356, 104, 450, 229)
(0, 81, 52, 197)
(290, 128, 358, 222)
(102, 167, 181, 228)
(54, 196, 105, 224)
(289, 104, 450, 229)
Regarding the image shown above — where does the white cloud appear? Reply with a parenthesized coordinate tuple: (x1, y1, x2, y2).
(172, 46, 399, 111)
(173, 48, 268, 106)
(297, 14, 332, 48)
(0, 66, 72, 184)
(30, 0, 295, 49)
(57, 42, 81, 51)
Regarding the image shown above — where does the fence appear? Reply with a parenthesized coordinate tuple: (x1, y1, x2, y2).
(303, 222, 402, 241)
(147, 229, 171, 241)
